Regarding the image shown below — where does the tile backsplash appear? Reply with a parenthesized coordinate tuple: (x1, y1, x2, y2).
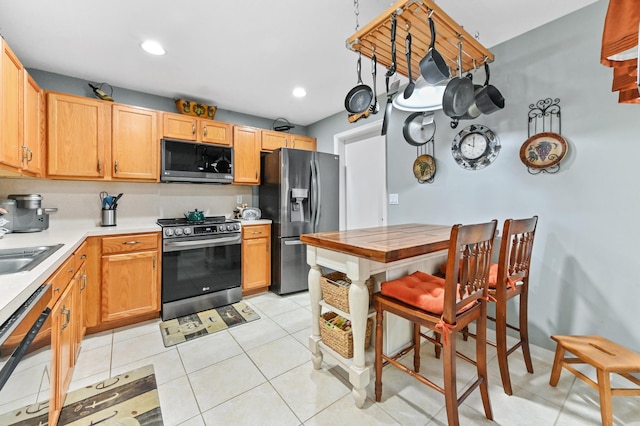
(0, 178, 253, 223)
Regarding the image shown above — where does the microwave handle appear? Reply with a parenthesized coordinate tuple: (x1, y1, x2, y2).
(0, 307, 51, 391)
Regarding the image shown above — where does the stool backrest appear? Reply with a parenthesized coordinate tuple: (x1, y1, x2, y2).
(442, 220, 498, 323)
(496, 216, 538, 293)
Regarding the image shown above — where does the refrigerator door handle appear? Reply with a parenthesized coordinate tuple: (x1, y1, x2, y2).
(310, 158, 318, 231)
(284, 239, 304, 246)
(314, 156, 322, 228)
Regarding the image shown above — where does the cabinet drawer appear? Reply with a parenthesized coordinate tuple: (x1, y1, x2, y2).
(242, 224, 270, 240)
(73, 240, 88, 271)
(48, 256, 75, 306)
(101, 233, 158, 254)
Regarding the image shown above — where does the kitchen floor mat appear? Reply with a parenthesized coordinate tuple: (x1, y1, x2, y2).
(0, 364, 162, 425)
(158, 301, 260, 347)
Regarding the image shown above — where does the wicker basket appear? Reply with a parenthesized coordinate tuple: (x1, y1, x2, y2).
(174, 99, 217, 119)
(320, 271, 373, 313)
(319, 312, 373, 359)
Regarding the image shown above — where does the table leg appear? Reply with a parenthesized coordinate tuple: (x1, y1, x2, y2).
(348, 274, 370, 408)
(308, 262, 323, 369)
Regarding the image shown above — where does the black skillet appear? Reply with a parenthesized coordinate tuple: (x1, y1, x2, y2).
(345, 52, 373, 114)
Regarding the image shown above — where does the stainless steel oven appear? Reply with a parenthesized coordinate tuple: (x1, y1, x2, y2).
(158, 216, 242, 321)
(0, 284, 52, 423)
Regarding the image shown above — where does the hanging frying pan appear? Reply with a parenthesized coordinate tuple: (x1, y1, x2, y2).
(345, 52, 373, 114)
(402, 111, 436, 146)
(442, 42, 475, 118)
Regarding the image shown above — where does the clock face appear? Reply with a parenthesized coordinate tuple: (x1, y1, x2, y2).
(452, 125, 500, 170)
(460, 133, 487, 160)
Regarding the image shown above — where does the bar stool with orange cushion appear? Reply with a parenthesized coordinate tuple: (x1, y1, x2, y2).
(374, 220, 497, 426)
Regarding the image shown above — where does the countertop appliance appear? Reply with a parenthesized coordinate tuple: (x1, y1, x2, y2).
(0, 194, 58, 233)
(259, 148, 339, 295)
(161, 139, 233, 184)
(157, 216, 242, 320)
(0, 284, 52, 421)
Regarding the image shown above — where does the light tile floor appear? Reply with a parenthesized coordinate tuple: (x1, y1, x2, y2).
(69, 292, 640, 425)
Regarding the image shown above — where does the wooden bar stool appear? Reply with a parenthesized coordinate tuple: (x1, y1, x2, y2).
(374, 220, 497, 426)
(549, 335, 640, 426)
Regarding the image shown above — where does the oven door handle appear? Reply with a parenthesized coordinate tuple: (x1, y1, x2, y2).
(163, 236, 241, 252)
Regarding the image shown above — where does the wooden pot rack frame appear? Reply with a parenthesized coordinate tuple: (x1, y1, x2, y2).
(346, 0, 494, 80)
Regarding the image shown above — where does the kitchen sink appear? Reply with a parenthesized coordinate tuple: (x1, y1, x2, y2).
(0, 244, 64, 275)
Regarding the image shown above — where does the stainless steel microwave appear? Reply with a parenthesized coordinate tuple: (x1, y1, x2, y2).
(161, 139, 234, 184)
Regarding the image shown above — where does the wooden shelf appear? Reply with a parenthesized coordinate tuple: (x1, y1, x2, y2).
(346, 0, 494, 80)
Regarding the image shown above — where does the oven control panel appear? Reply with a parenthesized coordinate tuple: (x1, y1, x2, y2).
(163, 223, 241, 238)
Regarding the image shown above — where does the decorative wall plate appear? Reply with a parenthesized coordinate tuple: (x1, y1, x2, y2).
(413, 154, 436, 183)
(519, 132, 568, 171)
(451, 124, 500, 171)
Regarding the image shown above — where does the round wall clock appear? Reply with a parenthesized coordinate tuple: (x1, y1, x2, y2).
(451, 124, 500, 170)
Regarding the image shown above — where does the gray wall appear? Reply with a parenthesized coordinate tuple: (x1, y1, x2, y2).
(28, 69, 309, 134)
(309, 1, 639, 352)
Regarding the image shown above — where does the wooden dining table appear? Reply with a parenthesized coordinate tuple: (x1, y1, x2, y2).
(300, 223, 451, 408)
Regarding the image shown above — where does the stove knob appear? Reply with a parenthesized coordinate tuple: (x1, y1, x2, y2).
(234, 224, 240, 230)
(174, 228, 184, 236)
(164, 228, 174, 237)
(183, 227, 192, 235)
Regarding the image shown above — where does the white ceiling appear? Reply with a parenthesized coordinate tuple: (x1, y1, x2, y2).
(0, 0, 598, 126)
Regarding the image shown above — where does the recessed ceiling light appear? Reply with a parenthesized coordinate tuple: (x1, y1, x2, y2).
(141, 40, 166, 56)
(292, 87, 307, 98)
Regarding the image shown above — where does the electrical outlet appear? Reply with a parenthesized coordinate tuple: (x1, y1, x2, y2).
(236, 195, 243, 204)
(389, 194, 399, 205)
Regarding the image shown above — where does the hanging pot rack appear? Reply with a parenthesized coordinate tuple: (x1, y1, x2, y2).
(346, 0, 494, 80)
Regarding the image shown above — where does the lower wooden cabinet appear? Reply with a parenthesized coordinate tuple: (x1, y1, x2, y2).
(242, 224, 271, 295)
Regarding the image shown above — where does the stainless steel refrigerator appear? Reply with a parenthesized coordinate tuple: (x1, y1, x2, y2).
(259, 148, 339, 295)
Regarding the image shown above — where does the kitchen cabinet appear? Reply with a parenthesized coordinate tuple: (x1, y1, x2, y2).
(111, 104, 159, 181)
(241, 223, 271, 295)
(22, 73, 45, 176)
(0, 39, 24, 172)
(100, 233, 160, 322)
(233, 125, 261, 185)
(261, 130, 317, 152)
(73, 240, 88, 359)
(51, 278, 76, 426)
(162, 112, 233, 146)
(47, 92, 110, 179)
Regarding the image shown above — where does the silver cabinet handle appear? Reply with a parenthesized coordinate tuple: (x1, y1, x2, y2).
(98, 159, 103, 173)
(61, 307, 71, 331)
(114, 160, 119, 174)
(203, 126, 207, 137)
(192, 124, 196, 135)
(122, 241, 140, 245)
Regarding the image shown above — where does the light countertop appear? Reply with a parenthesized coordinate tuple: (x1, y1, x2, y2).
(0, 217, 272, 325)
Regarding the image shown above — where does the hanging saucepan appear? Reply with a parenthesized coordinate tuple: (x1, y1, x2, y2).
(442, 42, 475, 119)
(402, 112, 436, 146)
(472, 62, 505, 115)
(344, 52, 373, 114)
(419, 15, 450, 85)
(452, 73, 483, 121)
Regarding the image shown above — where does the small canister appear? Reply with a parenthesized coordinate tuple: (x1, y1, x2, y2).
(101, 209, 116, 227)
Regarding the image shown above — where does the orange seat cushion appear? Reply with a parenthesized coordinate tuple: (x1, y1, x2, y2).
(380, 271, 448, 314)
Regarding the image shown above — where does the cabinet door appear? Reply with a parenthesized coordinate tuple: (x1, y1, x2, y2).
(233, 125, 261, 185)
(74, 264, 87, 360)
(242, 225, 271, 292)
(162, 113, 197, 141)
(0, 40, 23, 171)
(112, 104, 159, 181)
(22, 73, 44, 176)
(51, 280, 75, 424)
(47, 93, 109, 178)
(291, 135, 317, 151)
(101, 250, 159, 322)
(199, 119, 232, 145)
(261, 130, 288, 152)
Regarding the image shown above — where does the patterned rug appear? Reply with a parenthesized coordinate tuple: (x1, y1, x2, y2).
(159, 301, 260, 347)
(0, 365, 162, 425)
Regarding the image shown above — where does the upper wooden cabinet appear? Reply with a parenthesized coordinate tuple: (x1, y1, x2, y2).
(162, 112, 232, 146)
(261, 129, 316, 152)
(290, 134, 317, 151)
(47, 92, 110, 179)
(233, 125, 261, 185)
(0, 39, 24, 172)
(111, 104, 158, 181)
(47, 92, 159, 181)
(22, 73, 45, 176)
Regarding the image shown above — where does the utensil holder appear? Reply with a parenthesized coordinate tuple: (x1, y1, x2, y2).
(101, 209, 116, 227)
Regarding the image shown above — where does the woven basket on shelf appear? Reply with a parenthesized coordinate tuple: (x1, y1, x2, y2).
(320, 271, 374, 313)
(318, 312, 373, 359)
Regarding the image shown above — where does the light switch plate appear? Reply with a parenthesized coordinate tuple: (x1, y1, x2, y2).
(389, 194, 399, 205)
(237, 195, 242, 204)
